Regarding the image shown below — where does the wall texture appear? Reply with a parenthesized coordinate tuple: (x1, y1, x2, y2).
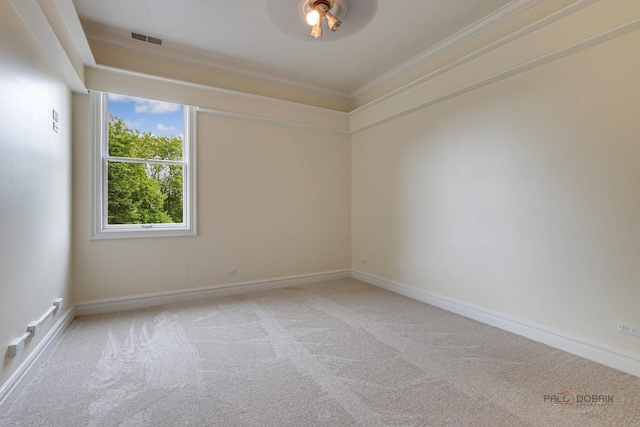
(73, 90, 351, 302)
(352, 29, 640, 355)
(0, 2, 74, 387)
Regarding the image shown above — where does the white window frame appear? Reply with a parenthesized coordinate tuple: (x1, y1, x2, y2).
(90, 91, 197, 239)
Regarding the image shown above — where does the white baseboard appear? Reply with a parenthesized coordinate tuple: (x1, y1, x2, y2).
(76, 269, 352, 316)
(352, 269, 640, 378)
(0, 306, 76, 413)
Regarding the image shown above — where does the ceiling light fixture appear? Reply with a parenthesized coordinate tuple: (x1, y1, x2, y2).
(304, 0, 343, 39)
(306, 9, 320, 26)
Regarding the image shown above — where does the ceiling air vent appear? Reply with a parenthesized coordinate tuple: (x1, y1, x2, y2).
(131, 32, 163, 46)
(131, 32, 147, 42)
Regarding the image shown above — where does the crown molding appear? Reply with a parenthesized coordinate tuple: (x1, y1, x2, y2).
(350, 16, 640, 134)
(350, 0, 600, 115)
(350, 0, 543, 99)
(84, 29, 351, 100)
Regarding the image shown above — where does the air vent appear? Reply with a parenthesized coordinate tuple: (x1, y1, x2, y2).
(131, 32, 147, 42)
(131, 32, 163, 46)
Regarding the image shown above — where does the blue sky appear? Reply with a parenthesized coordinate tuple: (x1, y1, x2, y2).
(108, 93, 184, 139)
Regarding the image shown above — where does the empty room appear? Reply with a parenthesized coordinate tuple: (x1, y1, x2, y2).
(2, 0, 640, 425)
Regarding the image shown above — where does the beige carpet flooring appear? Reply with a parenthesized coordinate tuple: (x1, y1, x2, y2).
(2, 278, 640, 426)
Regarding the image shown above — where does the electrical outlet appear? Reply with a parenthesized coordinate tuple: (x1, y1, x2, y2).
(618, 322, 640, 337)
(225, 268, 237, 276)
(361, 260, 367, 265)
(397, 268, 405, 275)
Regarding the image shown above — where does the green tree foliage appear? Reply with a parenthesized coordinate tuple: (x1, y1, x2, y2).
(107, 116, 184, 224)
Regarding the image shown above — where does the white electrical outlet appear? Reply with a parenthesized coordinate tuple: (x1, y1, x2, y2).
(618, 322, 640, 337)
(397, 268, 405, 275)
(226, 268, 237, 276)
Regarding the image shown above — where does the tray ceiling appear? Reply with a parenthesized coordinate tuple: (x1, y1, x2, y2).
(73, 0, 519, 94)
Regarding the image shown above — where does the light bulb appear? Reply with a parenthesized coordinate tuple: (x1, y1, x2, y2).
(311, 19, 323, 38)
(306, 9, 320, 26)
(325, 11, 341, 31)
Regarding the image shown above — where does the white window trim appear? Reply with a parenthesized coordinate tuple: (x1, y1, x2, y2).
(90, 91, 197, 240)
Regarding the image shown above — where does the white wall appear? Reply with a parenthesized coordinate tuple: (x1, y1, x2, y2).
(0, 2, 73, 387)
(73, 88, 351, 302)
(352, 28, 640, 355)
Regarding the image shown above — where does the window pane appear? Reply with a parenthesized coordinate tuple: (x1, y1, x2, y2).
(107, 161, 184, 225)
(107, 93, 183, 160)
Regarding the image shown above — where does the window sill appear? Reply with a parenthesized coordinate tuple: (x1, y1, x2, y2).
(90, 227, 197, 240)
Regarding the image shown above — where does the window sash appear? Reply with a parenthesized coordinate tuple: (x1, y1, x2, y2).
(91, 91, 197, 239)
(105, 156, 186, 167)
(104, 160, 187, 227)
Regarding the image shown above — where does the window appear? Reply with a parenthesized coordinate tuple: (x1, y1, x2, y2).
(91, 91, 196, 239)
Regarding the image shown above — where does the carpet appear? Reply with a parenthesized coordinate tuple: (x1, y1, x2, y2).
(2, 278, 639, 426)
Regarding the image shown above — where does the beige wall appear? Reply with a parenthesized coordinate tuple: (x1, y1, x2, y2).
(89, 44, 351, 113)
(84, 67, 350, 133)
(352, 29, 640, 354)
(73, 92, 351, 302)
(0, 2, 74, 386)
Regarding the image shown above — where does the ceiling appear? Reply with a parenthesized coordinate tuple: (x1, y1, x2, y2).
(73, 0, 515, 95)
